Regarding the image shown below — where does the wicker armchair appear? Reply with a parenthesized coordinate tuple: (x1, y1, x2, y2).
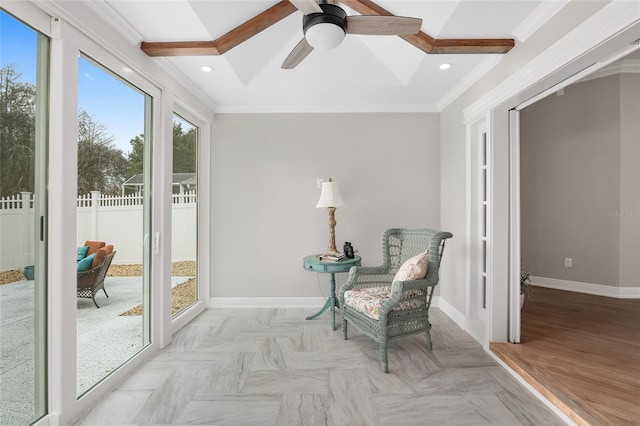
(339, 228, 452, 372)
(77, 251, 116, 308)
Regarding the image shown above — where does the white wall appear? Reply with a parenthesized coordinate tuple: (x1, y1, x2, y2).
(211, 113, 440, 298)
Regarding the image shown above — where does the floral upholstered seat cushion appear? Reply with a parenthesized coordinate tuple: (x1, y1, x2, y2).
(343, 286, 425, 320)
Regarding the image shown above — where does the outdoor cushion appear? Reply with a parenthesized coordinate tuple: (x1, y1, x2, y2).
(77, 253, 96, 271)
(77, 246, 89, 261)
(84, 240, 105, 256)
(343, 286, 425, 320)
(91, 244, 114, 269)
(393, 251, 429, 282)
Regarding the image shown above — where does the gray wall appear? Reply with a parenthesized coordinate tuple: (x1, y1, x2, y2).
(520, 75, 623, 286)
(211, 113, 440, 298)
(619, 74, 640, 286)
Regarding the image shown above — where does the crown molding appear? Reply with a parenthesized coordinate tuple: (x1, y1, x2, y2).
(214, 104, 439, 114)
(82, 0, 144, 45)
(512, 0, 569, 42)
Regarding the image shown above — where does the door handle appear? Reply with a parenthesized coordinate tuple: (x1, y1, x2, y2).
(154, 232, 160, 255)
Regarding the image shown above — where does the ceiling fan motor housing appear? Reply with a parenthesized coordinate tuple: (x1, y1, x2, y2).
(303, 3, 347, 50)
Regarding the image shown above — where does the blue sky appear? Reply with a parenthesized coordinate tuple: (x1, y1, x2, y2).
(2, 11, 144, 154)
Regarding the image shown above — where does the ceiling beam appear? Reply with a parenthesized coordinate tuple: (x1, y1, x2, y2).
(141, 0, 297, 57)
(341, 0, 515, 54)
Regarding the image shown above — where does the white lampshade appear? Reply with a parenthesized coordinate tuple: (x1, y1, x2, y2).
(305, 22, 345, 50)
(316, 180, 345, 208)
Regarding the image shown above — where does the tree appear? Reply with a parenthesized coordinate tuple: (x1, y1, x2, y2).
(126, 121, 197, 178)
(172, 121, 197, 173)
(77, 109, 129, 195)
(0, 64, 36, 198)
(127, 134, 144, 177)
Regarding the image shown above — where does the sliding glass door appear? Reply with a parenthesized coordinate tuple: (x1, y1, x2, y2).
(76, 55, 152, 396)
(171, 114, 198, 316)
(0, 10, 49, 425)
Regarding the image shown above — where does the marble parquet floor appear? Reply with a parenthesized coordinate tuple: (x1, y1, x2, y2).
(74, 308, 564, 425)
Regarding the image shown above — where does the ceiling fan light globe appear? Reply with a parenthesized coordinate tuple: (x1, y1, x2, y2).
(305, 23, 345, 50)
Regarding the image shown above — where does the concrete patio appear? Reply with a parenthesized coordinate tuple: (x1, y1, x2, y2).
(0, 275, 190, 426)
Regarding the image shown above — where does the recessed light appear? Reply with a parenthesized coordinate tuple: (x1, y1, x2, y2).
(439, 63, 451, 70)
(201, 66, 212, 72)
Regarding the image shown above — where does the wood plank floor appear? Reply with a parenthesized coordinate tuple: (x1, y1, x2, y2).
(74, 308, 562, 425)
(491, 287, 640, 426)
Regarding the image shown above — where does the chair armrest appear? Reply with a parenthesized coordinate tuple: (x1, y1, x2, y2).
(390, 274, 438, 293)
(377, 276, 438, 317)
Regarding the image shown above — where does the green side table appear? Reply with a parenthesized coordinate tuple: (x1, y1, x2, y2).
(303, 254, 362, 330)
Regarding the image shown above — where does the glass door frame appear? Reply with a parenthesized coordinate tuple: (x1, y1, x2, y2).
(167, 101, 210, 336)
(47, 18, 164, 424)
(0, 5, 50, 424)
(6, 2, 213, 424)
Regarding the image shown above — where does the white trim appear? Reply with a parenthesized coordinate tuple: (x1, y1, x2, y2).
(437, 56, 502, 112)
(487, 351, 577, 426)
(508, 110, 521, 343)
(464, 1, 640, 124)
(531, 276, 640, 299)
(577, 58, 640, 83)
(82, 0, 143, 44)
(515, 43, 640, 111)
(435, 296, 466, 331)
(207, 296, 466, 317)
(512, 0, 569, 43)
(213, 103, 439, 114)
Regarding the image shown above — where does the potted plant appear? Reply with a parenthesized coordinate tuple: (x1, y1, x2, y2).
(520, 270, 533, 308)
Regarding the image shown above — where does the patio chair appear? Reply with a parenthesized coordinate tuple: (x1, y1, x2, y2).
(77, 251, 116, 308)
(339, 228, 452, 372)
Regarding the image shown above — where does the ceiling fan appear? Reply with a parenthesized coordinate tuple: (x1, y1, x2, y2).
(140, 0, 515, 69)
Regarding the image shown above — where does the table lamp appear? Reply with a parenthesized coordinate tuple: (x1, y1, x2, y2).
(316, 178, 345, 256)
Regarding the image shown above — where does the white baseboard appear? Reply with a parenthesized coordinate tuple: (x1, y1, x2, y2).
(209, 297, 326, 308)
(531, 276, 640, 299)
(432, 296, 466, 330)
(207, 296, 471, 326)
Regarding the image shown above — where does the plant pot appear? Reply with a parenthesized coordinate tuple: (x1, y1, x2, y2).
(520, 292, 525, 309)
(24, 265, 34, 280)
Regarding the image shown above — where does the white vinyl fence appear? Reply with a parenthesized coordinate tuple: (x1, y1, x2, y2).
(0, 191, 197, 271)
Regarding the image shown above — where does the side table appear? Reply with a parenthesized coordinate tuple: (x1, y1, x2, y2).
(303, 254, 362, 330)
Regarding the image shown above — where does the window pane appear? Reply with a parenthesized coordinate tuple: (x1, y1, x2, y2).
(0, 10, 48, 425)
(171, 114, 198, 316)
(76, 56, 151, 396)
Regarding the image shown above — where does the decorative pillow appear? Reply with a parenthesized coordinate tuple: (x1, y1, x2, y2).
(77, 253, 96, 271)
(91, 244, 114, 269)
(393, 251, 429, 282)
(77, 246, 89, 261)
(84, 240, 105, 256)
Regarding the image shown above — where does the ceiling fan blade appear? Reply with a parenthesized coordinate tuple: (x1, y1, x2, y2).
(289, 0, 323, 15)
(341, 0, 514, 54)
(282, 38, 314, 69)
(346, 15, 421, 35)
